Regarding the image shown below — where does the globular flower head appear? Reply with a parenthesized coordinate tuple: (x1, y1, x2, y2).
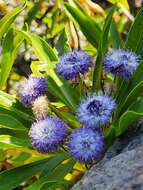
(56, 50, 92, 80)
(19, 75, 48, 106)
(77, 93, 116, 129)
(32, 96, 49, 120)
(104, 49, 140, 80)
(69, 127, 104, 163)
(29, 116, 68, 153)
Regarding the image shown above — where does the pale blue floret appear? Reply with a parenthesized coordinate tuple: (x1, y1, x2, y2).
(56, 50, 92, 80)
(77, 93, 116, 129)
(104, 49, 140, 80)
(29, 116, 68, 153)
(69, 127, 104, 163)
(19, 75, 48, 106)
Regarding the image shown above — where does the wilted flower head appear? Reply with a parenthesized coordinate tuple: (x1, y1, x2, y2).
(56, 50, 92, 80)
(69, 127, 104, 163)
(104, 49, 140, 80)
(29, 116, 68, 153)
(32, 96, 49, 120)
(19, 75, 48, 106)
(77, 93, 116, 128)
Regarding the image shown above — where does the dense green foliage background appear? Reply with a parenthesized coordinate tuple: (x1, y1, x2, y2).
(0, 0, 143, 189)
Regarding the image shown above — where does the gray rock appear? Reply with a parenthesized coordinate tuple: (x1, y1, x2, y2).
(72, 122, 143, 190)
(72, 145, 143, 190)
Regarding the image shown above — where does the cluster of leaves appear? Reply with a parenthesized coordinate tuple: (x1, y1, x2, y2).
(0, 0, 143, 189)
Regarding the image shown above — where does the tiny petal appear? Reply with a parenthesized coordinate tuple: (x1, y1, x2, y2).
(77, 93, 116, 128)
(32, 96, 49, 120)
(29, 116, 68, 153)
(69, 127, 104, 163)
(104, 49, 140, 80)
(56, 50, 92, 80)
(19, 75, 48, 106)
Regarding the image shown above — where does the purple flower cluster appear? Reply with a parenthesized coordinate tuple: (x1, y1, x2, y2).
(67, 93, 116, 163)
(56, 50, 92, 80)
(29, 116, 68, 153)
(69, 128, 104, 163)
(19, 75, 48, 106)
(77, 93, 116, 129)
(104, 49, 140, 80)
(22, 49, 137, 164)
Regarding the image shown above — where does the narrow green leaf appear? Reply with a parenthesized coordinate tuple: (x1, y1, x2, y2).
(0, 91, 33, 126)
(117, 80, 143, 116)
(0, 135, 31, 149)
(55, 28, 71, 56)
(47, 73, 79, 112)
(49, 158, 75, 180)
(24, 0, 44, 25)
(65, 3, 101, 48)
(0, 128, 28, 139)
(25, 158, 75, 190)
(40, 152, 70, 177)
(0, 113, 27, 131)
(110, 20, 123, 49)
(0, 30, 24, 89)
(16, 30, 58, 62)
(130, 60, 143, 88)
(0, 157, 52, 190)
(92, 6, 116, 91)
(0, 1, 26, 38)
(50, 104, 80, 128)
(125, 7, 143, 56)
(116, 98, 143, 136)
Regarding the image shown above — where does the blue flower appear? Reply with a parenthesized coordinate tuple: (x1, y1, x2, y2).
(29, 116, 68, 153)
(68, 127, 104, 163)
(104, 49, 140, 80)
(77, 93, 116, 128)
(19, 75, 48, 106)
(56, 50, 92, 80)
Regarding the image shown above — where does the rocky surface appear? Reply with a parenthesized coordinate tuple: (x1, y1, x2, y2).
(72, 121, 143, 190)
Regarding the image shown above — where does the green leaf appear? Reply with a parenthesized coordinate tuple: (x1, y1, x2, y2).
(40, 153, 70, 177)
(92, 6, 116, 91)
(15, 30, 58, 62)
(117, 80, 143, 116)
(48, 158, 75, 180)
(130, 60, 143, 88)
(110, 20, 123, 49)
(0, 29, 24, 89)
(0, 135, 31, 149)
(0, 128, 28, 139)
(0, 157, 52, 190)
(64, 3, 101, 48)
(125, 7, 143, 56)
(116, 60, 143, 110)
(55, 28, 71, 56)
(24, 0, 44, 25)
(10, 152, 31, 167)
(47, 75, 79, 112)
(25, 158, 75, 190)
(0, 91, 33, 127)
(0, 113, 27, 131)
(107, 0, 129, 10)
(116, 98, 143, 136)
(0, 1, 26, 38)
(50, 104, 80, 128)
